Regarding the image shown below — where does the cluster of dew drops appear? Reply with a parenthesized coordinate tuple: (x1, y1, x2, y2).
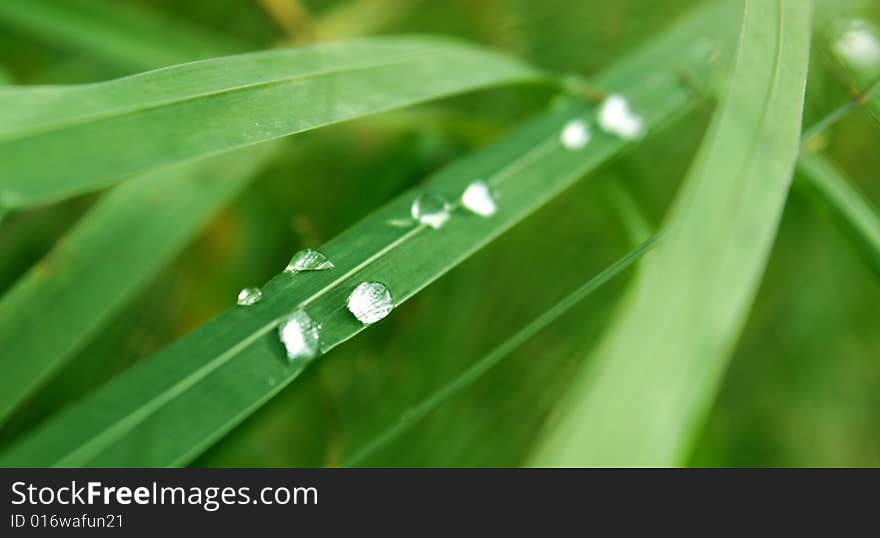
(235, 92, 644, 364)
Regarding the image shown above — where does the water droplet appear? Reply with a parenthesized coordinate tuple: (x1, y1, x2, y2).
(411, 193, 451, 229)
(236, 287, 263, 306)
(278, 309, 320, 362)
(598, 94, 644, 140)
(347, 282, 394, 324)
(559, 119, 591, 150)
(834, 20, 880, 70)
(285, 248, 334, 273)
(461, 180, 497, 217)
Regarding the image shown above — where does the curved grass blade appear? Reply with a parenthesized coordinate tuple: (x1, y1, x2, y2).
(344, 236, 658, 467)
(0, 0, 279, 425)
(797, 152, 880, 278)
(0, 0, 736, 467)
(0, 37, 540, 210)
(0, 0, 247, 71)
(531, 0, 812, 467)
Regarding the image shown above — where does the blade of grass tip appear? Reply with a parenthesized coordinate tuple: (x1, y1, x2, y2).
(0, 37, 541, 211)
(531, 0, 812, 467)
(0, 0, 740, 467)
(0, 0, 247, 71)
(797, 152, 880, 278)
(343, 236, 659, 467)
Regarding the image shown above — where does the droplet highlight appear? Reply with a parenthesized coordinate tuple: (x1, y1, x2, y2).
(461, 180, 497, 217)
(236, 287, 263, 306)
(411, 193, 451, 229)
(347, 282, 394, 324)
(278, 309, 320, 362)
(285, 248, 334, 273)
(834, 20, 880, 70)
(598, 94, 643, 140)
(560, 119, 591, 150)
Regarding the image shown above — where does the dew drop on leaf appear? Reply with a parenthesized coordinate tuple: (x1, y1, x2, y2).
(461, 180, 497, 217)
(411, 193, 451, 229)
(236, 287, 263, 306)
(598, 94, 644, 140)
(347, 282, 394, 324)
(559, 119, 591, 150)
(278, 309, 321, 362)
(285, 248, 334, 273)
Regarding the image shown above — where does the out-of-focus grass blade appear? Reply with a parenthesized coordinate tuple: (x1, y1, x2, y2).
(827, 17, 880, 123)
(0, 0, 271, 424)
(0, 38, 539, 210)
(0, 0, 246, 71)
(344, 236, 658, 467)
(0, 0, 739, 467)
(798, 152, 880, 278)
(531, 0, 811, 466)
(0, 144, 279, 425)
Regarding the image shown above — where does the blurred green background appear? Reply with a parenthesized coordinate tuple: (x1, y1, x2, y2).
(0, 0, 878, 466)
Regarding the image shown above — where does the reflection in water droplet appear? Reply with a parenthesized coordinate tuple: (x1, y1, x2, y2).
(236, 287, 263, 306)
(461, 180, 497, 217)
(598, 94, 643, 140)
(835, 20, 880, 69)
(411, 193, 451, 229)
(347, 282, 394, 324)
(559, 119, 591, 150)
(278, 309, 320, 362)
(285, 248, 334, 273)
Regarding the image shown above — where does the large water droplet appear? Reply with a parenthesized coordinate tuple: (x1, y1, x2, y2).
(559, 119, 591, 150)
(598, 94, 643, 140)
(411, 193, 451, 229)
(278, 309, 320, 362)
(347, 282, 394, 324)
(285, 248, 334, 273)
(236, 287, 262, 306)
(461, 180, 497, 217)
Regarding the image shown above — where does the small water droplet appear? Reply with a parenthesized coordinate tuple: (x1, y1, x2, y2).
(559, 119, 591, 150)
(411, 193, 451, 229)
(598, 94, 643, 140)
(278, 309, 320, 362)
(834, 19, 880, 70)
(236, 287, 263, 306)
(461, 180, 497, 217)
(347, 282, 394, 324)
(285, 248, 334, 273)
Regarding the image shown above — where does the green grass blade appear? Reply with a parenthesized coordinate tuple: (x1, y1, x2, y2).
(797, 152, 880, 278)
(0, 38, 539, 210)
(0, 0, 246, 71)
(530, 0, 812, 467)
(344, 236, 658, 467)
(0, 1, 737, 467)
(0, 144, 279, 425)
(0, 0, 278, 424)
